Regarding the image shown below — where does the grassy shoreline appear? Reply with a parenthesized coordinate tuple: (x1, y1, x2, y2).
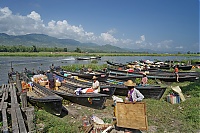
(0, 52, 199, 57)
(33, 65, 200, 133)
(33, 78, 200, 133)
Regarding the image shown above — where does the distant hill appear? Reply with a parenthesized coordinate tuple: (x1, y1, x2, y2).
(0, 33, 129, 52)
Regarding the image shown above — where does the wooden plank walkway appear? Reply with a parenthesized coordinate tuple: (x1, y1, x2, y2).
(10, 83, 27, 133)
(0, 83, 30, 133)
(1, 71, 36, 133)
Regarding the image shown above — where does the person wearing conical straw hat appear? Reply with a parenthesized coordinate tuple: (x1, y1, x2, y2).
(92, 76, 100, 93)
(79, 76, 100, 94)
(124, 80, 144, 103)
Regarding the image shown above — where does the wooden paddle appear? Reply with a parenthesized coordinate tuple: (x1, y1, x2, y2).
(171, 86, 186, 101)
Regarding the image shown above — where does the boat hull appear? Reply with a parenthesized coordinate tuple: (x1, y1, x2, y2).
(71, 72, 109, 82)
(113, 85, 166, 99)
(53, 91, 108, 109)
(28, 96, 63, 115)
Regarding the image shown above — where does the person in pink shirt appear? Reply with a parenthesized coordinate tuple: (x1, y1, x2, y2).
(140, 73, 148, 86)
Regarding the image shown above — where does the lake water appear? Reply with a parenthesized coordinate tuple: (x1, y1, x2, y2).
(0, 56, 199, 85)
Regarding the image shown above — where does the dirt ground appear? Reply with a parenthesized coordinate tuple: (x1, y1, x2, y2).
(63, 98, 153, 133)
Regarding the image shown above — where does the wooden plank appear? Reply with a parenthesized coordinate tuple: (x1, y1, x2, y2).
(115, 102, 148, 131)
(20, 92, 27, 109)
(16, 107, 27, 133)
(0, 84, 6, 111)
(2, 102, 9, 133)
(10, 83, 20, 133)
(11, 107, 19, 133)
(24, 106, 35, 132)
(10, 84, 26, 133)
(4, 84, 9, 101)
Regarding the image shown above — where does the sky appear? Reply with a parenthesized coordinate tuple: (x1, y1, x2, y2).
(0, 0, 199, 52)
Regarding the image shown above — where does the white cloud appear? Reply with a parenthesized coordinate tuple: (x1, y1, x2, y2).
(100, 32, 119, 44)
(135, 35, 145, 44)
(0, 7, 12, 18)
(156, 40, 173, 50)
(27, 11, 41, 21)
(107, 28, 117, 34)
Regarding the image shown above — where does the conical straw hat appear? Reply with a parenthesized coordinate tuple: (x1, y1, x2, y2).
(124, 80, 136, 86)
(92, 76, 98, 79)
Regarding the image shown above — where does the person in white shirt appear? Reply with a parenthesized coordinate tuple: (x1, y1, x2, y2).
(79, 76, 100, 94)
(92, 76, 100, 93)
(124, 80, 144, 103)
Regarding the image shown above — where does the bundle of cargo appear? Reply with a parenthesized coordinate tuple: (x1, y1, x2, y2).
(32, 74, 48, 86)
(166, 93, 181, 104)
(21, 80, 33, 92)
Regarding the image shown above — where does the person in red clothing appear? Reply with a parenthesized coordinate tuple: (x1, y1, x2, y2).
(174, 65, 179, 82)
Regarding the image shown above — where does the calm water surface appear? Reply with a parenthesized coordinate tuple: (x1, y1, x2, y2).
(0, 56, 199, 85)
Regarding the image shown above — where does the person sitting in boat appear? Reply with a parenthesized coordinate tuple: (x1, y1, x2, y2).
(79, 76, 100, 94)
(91, 76, 100, 93)
(174, 65, 179, 82)
(124, 80, 144, 103)
(50, 63, 55, 70)
(143, 65, 149, 71)
(140, 73, 148, 86)
(8, 67, 15, 79)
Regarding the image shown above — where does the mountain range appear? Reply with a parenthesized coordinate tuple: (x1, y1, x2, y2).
(0, 33, 178, 53)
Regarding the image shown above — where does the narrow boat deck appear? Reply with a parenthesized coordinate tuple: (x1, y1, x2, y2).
(27, 91, 41, 98)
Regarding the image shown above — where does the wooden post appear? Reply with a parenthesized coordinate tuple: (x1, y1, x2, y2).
(16, 72, 22, 92)
(24, 106, 35, 132)
(20, 92, 27, 109)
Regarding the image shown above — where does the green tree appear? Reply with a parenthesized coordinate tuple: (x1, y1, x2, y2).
(32, 45, 37, 52)
(64, 48, 68, 52)
(54, 47, 58, 52)
(74, 47, 81, 53)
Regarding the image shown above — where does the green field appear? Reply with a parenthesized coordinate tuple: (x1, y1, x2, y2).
(0, 51, 199, 57)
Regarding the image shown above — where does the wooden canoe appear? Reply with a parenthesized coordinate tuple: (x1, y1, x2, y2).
(20, 74, 63, 115)
(51, 86, 109, 109)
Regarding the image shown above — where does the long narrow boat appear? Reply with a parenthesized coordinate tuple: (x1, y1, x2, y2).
(76, 57, 91, 60)
(158, 65, 193, 70)
(53, 71, 116, 96)
(176, 65, 193, 70)
(114, 85, 167, 99)
(106, 61, 126, 67)
(107, 67, 198, 82)
(106, 79, 167, 99)
(107, 67, 143, 75)
(51, 85, 109, 109)
(71, 71, 109, 82)
(20, 74, 63, 115)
